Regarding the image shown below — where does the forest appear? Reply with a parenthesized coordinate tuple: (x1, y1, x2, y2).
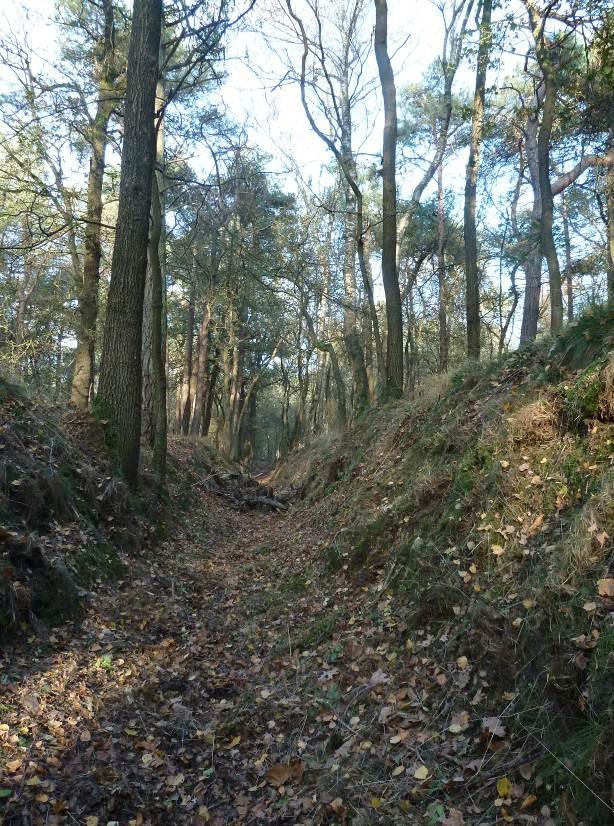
(0, 0, 613, 824)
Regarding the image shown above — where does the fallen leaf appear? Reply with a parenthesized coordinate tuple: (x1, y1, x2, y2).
(527, 514, 544, 536)
(442, 808, 465, 826)
(491, 544, 505, 556)
(583, 601, 597, 613)
(520, 794, 538, 810)
(225, 735, 241, 749)
(594, 531, 609, 548)
(482, 717, 506, 737)
(497, 777, 513, 798)
(456, 655, 470, 670)
(414, 765, 429, 780)
(267, 759, 304, 787)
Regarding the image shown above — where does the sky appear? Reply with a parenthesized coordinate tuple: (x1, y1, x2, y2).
(1, 0, 537, 345)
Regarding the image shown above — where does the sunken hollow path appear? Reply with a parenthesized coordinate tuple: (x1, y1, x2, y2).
(2, 474, 549, 826)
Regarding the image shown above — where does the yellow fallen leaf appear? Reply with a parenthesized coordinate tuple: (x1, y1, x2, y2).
(225, 735, 241, 749)
(456, 655, 469, 670)
(520, 794, 538, 810)
(496, 776, 513, 798)
(371, 797, 383, 809)
(414, 765, 429, 780)
(6, 760, 21, 772)
(392, 765, 405, 776)
(491, 544, 505, 556)
(25, 776, 41, 787)
(85, 818, 99, 826)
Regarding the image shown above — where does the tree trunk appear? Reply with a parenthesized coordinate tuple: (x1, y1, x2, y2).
(190, 302, 211, 435)
(606, 162, 614, 306)
(97, 0, 162, 487)
(524, 0, 563, 333)
(560, 192, 574, 321)
(437, 163, 449, 372)
(178, 268, 196, 434)
(519, 108, 543, 344)
(537, 73, 564, 333)
(149, 162, 167, 478)
(202, 361, 219, 438)
(374, 0, 402, 398)
(464, 0, 492, 360)
(70, 0, 116, 409)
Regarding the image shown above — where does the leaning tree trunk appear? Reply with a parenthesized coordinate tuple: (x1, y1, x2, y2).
(70, 0, 117, 409)
(374, 0, 403, 398)
(464, 0, 492, 361)
(97, 0, 162, 487)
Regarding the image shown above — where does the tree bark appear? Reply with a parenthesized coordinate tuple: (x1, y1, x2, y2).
(70, 0, 117, 409)
(97, 0, 162, 487)
(463, 0, 492, 360)
(519, 107, 543, 344)
(178, 267, 196, 433)
(606, 161, 614, 306)
(190, 302, 211, 435)
(437, 163, 449, 372)
(560, 192, 574, 321)
(524, 0, 563, 333)
(149, 160, 167, 478)
(374, 0, 402, 398)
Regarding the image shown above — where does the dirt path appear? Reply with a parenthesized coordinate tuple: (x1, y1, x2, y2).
(2, 482, 549, 826)
(2, 487, 300, 824)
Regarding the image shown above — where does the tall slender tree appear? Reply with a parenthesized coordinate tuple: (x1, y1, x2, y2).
(374, 0, 402, 398)
(97, 0, 163, 486)
(464, 0, 492, 360)
(70, 0, 122, 409)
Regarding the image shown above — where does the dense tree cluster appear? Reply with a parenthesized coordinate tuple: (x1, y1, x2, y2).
(0, 0, 612, 482)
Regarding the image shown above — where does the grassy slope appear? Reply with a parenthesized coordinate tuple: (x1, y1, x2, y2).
(278, 307, 614, 822)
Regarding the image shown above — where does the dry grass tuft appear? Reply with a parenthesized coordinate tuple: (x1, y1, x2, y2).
(598, 357, 614, 421)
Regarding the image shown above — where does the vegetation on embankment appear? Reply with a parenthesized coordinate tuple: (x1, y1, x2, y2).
(275, 306, 614, 822)
(0, 376, 160, 635)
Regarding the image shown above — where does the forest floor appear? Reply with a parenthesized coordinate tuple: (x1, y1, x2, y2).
(0, 468, 575, 826)
(2, 316, 614, 825)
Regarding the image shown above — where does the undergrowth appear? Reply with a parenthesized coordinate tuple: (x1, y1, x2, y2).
(284, 306, 614, 822)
